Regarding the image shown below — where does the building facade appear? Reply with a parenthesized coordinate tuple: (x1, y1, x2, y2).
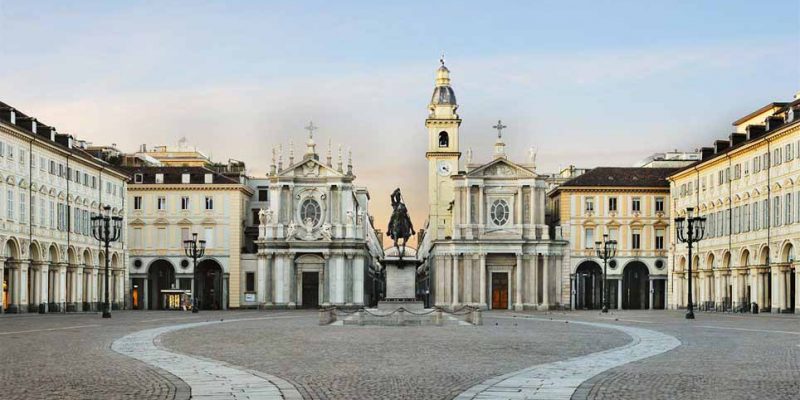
(0, 101, 127, 313)
(126, 166, 252, 310)
(417, 62, 567, 310)
(248, 133, 384, 309)
(669, 95, 800, 313)
(550, 168, 675, 310)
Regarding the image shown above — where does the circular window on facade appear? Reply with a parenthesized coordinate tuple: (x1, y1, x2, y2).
(300, 198, 322, 227)
(133, 259, 143, 268)
(655, 259, 665, 269)
(181, 259, 190, 268)
(490, 199, 510, 226)
(609, 260, 617, 269)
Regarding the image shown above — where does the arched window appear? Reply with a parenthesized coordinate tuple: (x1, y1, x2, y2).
(438, 131, 449, 148)
(490, 199, 510, 226)
(300, 198, 322, 227)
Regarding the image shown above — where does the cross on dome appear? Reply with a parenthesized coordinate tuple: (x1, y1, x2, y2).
(304, 120, 318, 140)
(493, 120, 507, 139)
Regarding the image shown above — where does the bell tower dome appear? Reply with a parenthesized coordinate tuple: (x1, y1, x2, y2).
(426, 57, 461, 240)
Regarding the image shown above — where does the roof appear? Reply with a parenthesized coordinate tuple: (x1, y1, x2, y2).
(559, 167, 677, 188)
(126, 166, 242, 185)
(0, 100, 129, 177)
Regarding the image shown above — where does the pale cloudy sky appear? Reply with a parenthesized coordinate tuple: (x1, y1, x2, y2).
(1, 1, 798, 242)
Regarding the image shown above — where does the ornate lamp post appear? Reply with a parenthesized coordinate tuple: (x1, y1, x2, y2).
(91, 205, 123, 319)
(675, 207, 706, 319)
(183, 233, 206, 313)
(594, 234, 617, 313)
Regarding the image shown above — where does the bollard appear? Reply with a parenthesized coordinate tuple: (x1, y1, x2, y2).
(358, 309, 365, 326)
(472, 308, 483, 325)
(434, 309, 442, 326)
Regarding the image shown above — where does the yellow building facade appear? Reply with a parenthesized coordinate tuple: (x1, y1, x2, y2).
(668, 95, 800, 313)
(127, 167, 252, 310)
(550, 168, 674, 310)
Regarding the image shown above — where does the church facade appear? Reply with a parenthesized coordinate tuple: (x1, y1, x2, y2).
(247, 134, 384, 309)
(417, 63, 568, 310)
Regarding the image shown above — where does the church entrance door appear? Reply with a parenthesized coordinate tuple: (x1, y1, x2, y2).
(302, 272, 319, 308)
(491, 272, 509, 309)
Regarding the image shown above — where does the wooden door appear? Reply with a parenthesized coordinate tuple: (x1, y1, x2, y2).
(302, 272, 320, 308)
(491, 273, 509, 309)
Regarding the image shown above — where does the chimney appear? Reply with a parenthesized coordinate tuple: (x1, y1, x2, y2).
(700, 147, 715, 160)
(745, 124, 766, 140)
(16, 116, 37, 133)
(765, 115, 784, 131)
(729, 132, 746, 147)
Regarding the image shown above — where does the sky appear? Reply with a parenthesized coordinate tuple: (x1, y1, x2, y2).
(1, 1, 799, 246)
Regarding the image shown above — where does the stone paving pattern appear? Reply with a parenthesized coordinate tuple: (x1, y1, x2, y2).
(0, 311, 257, 400)
(559, 311, 800, 400)
(162, 311, 628, 400)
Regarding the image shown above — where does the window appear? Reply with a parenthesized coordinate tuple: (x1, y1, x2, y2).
(786, 193, 793, 225)
(584, 228, 594, 249)
(438, 131, 449, 147)
(733, 164, 740, 180)
(7, 145, 14, 160)
(181, 173, 190, 184)
(204, 227, 214, 248)
(655, 229, 665, 250)
(157, 196, 166, 211)
(0, 142, 4, 157)
(631, 230, 641, 249)
(181, 196, 190, 210)
(50, 200, 55, 229)
(134, 196, 142, 210)
(301, 198, 323, 227)
(92, 176, 97, 189)
(155, 173, 164, 184)
(632, 197, 641, 213)
(258, 189, 269, 202)
(39, 156, 45, 172)
(608, 197, 617, 212)
(204, 174, 213, 184)
(743, 161, 749, 176)
(718, 170, 724, 185)
(7, 189, 14, 220)
(773, 197, 781, 227)
(19, 193, 26, 223)
(134, 173, 143, 183)
(655, 197, 665, 213)
(743, 204, 751, 232)
(762, 199, 769, 229)
(490, 199, 510, 226)
(39, 197, 45, 226)
(754, 157, 761, 173)
(205, 196, 214, 210)
(245, 272, 255, 292)
(584, 197, 594, 212)
(774, 148, 782, 166)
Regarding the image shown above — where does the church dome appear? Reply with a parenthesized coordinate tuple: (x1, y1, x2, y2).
(431, 85, 457, 105)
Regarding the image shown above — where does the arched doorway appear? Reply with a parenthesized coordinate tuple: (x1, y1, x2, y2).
(623, 261, 649, 310)
(148, 260, 175, 310)
(4, 239, 20, 313)
(296, 254, 324, 309)
(759, 246, 771, 311)
(574, 261, 603, 310)
(195, 259, 223, 310)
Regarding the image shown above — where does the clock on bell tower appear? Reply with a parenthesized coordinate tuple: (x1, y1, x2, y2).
(426, 58, 461, 240)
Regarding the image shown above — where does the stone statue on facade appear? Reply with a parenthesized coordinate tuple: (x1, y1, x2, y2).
(321, 222, 332, 240)
(287, 220, 297, 238)
(387, 188, 415, 259)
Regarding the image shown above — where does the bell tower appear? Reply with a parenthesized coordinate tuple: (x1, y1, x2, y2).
(425, 58, 461, 239)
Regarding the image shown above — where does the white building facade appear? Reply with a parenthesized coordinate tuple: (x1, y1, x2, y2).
(0, 102, 127, 313)
(250, 134, 384, 309)
(417, 63, 567, 310)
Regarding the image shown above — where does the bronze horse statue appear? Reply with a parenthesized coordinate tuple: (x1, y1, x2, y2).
(387, 188, 415, 259)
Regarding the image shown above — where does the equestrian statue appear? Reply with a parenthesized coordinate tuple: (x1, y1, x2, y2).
(387, 188, 415, 259)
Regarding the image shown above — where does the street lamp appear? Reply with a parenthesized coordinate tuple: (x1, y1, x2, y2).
(594, 233, 617, 313)
(183, 233, 206, 313)
(91, 205, 123, 319)
(675, 207, 706, 319)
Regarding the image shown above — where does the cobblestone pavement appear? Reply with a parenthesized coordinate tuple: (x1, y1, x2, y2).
(112, 316, 303, 399)
(162, 311, 629, 400)
(455, 317, 680, 399)
(0, 310, 263, 400)
(534, 310, 800, 400)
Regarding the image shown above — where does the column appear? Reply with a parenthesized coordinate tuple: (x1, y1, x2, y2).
(542, 254, 550, 308)
(453, 187, 462, 239)
(58, 263, 67, 311)
(143, 277, 149, 310)
(0, 258, 4, 312)
(463, 255, 473, 304)
(555, 255, 563, 306)
(265, 254, 273, 304)
(18, 261, 29, 312)
(40, 263, 49, 312)
(465, 185, 472, 225)
(532, 255, 539, 306)
(478, 186, 485, 231)
(288, 253, 296, 308)
(648, 279, 654, 310)
(322, 254, 330, 305)
(617, 279, 623, 310)
(452, 254, 459, 307)
(75, 266, 83, 310)
(479, 253, 487, 308)
(256, 254, 266, 305)
(353, 255, 364, 305)
(345, 253, 354, 305)
(516, 187, 523, 227)
(514, 253, 523, 310)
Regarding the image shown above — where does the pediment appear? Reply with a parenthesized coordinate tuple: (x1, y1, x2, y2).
(278, 158, 344, 179)
(129, 218, 145, 226)
(153, 217, 170, 225)
(466, 158, 535, 178)
(176, 218, 193, 226)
